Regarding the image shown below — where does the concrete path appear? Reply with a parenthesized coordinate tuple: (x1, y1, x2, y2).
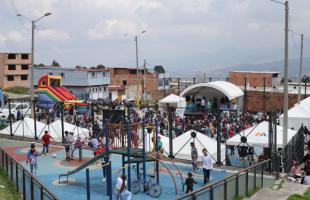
(245, 182, 309, 200)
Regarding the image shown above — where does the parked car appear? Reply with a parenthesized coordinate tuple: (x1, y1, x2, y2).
(0, 102, 31, 120)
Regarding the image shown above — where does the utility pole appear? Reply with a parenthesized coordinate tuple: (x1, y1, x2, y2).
(283, 1, 289, 146)
(298, 34, 304, 104)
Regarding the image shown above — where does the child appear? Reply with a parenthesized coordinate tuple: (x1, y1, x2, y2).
(115, 174, 132, 200)
(184, 172, 197, 194)
(26, 143, 39, 176)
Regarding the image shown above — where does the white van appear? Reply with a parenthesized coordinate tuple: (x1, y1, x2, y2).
(0, 102, 31, 120)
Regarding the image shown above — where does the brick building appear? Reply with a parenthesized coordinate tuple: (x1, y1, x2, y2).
(229, 71, 280, 88)
(0, 52, 31, 89)
(108, 67, 158, 100)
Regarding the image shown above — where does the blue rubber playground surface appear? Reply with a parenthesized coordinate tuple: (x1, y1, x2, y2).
(4, 140, 229, 200)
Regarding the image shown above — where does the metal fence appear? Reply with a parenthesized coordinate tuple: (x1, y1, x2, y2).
(281, 126, 305, 173)
(0, 147, 58, 200)
(175, 159, 271, 200)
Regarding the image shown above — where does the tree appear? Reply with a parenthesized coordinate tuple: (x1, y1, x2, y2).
(96, 64, 106, 69)
(52, 60, 60, 67)
(280, 77, 293, 83)
(301, 75, 310, 83)
(154, 65, 165, 74)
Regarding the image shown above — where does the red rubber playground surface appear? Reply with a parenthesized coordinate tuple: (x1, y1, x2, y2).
(0, 138, 228, 200)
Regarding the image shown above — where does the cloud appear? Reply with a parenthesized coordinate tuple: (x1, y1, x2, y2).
(88, 19, 140, 40)
(0, 33, 6, 47)
(6, 30, 23, 42)
(38, 29, 70, 41)
(247, 23, 260, 32)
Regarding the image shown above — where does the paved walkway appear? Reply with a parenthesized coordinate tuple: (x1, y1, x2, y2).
(246, 182, 308, 200)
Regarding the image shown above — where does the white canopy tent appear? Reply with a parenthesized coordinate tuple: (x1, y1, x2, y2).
(279, 101, 310, 130)
(180, 81, 244, 101)
(226, 121, 297, 148)
(159, 94, 187, 117)
(48, 120, 89, 142)
(162, 130, 226, 163)
(0, 117, 47, 139)
(143, 132, 169, 152)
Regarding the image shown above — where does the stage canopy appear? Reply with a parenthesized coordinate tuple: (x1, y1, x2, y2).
(180, 81, 244, 101)
(162, 130, 226, 163)
(226, 121, 297, 148)
(159, 94, 187, 117)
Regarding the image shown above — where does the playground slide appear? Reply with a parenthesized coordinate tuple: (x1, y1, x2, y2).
(45, 86, 67, 101)
(55, 87, 76, 100)
(59, 151, 108, 181)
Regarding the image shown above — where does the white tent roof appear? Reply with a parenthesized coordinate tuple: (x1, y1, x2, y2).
(162, 130, 225, 163)
(159, 94, 185, 105)
(180, 81, 244, 100)
(0, 117, 47, 139)
(143, 132, 169, 152)
(226, 121, 297, 148)
(48, 120, 89, 142)
(279, 102, 310, 130)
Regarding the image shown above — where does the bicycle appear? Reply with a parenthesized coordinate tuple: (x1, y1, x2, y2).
(132, 173, 162, 198)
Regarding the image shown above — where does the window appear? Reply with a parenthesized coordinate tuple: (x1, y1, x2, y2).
(8, 64, 16, 70)
(95, 88, 98, 92)
(91, 72, 96, 77)
(59, 73, 65, 78)
(48, 72, 53, 75)
(42, 81, 46, 86)
(8, 54, 16, 59)
(21, 65, 29, 70)
(7, 75, 14, 81)
(21, 75, 28, 80)
(103, 87, 106, 91)
(99, 88, 102, 92)
(21, 54, 29, 59)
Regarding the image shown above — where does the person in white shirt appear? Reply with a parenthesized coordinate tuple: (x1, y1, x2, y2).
(201, 148, 213, 184)
(115, 174, 132, 200)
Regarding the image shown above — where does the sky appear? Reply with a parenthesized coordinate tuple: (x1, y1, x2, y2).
(0, 0, 310, 75)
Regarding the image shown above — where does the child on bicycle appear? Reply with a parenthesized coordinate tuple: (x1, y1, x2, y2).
(184, 172, 197, 194)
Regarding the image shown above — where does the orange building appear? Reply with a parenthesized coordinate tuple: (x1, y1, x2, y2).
(0, 52, 31, 89)
(229, 71, 280, 88)
(108, 67, 158, 101)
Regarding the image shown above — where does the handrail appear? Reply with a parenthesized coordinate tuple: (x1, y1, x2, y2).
(175, 159, 270, 200)
(0, 147, 59, 200)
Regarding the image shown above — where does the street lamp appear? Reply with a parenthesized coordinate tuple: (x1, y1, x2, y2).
(17, 12, 52, 117)
(125, 30, 146, 107)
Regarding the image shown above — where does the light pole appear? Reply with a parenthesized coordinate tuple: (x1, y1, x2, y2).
(17, 12, 52, 117)
(125, 31, 146, 107)
(298, 33, 304, 104)
(269, 0, 289, 146)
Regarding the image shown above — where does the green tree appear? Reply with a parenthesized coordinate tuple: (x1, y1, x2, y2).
(154, 65, 165, 73)
(52, 60, 60, 67)
(301, 75, 310, 83)
(96, 64, 106, 69)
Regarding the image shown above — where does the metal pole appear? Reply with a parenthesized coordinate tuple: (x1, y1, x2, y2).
(135, 35, 139, 107)
(107, 161, 112, 200)
(60, 102, 64, 143)
(143, 59, 147, 102)
(155, 119, 159, 184)
(86, 168, 90, 200)
(263, 78, 266, 112)
(126, 107, 131, 191)
(177, 77, 180, 95)
(244, 78, 247, 110)
(142, 118, 146, 187)
(31, 20, 35, 119)
(283, 0, 289, 146)
(193, 78, 196, 85)
(168, 107, 174, 158)
(33, 100, 37, 140)
(298, 34, 304, 104)
(305, 82, 307, 99)
(268, 111, 273, 172)
(8, 100, 13, 136)
(216, 110, 221, 165)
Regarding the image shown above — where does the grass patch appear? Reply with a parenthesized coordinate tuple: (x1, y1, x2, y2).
(0, 168, 21, 200)
(234, 187, 261, 200)
(234, 195, 245, 200)
(287, 188, 310, 200)
(5, 87, 29, 94)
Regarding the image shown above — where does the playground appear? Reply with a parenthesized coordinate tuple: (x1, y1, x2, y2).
(0, 138, 228, 200)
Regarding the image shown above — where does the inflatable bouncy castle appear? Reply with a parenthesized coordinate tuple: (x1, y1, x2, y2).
(38, 75, 88, 113)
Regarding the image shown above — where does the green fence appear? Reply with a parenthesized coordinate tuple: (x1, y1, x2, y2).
(175, 159, 271, 200)
(0, 147, 58, 200)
